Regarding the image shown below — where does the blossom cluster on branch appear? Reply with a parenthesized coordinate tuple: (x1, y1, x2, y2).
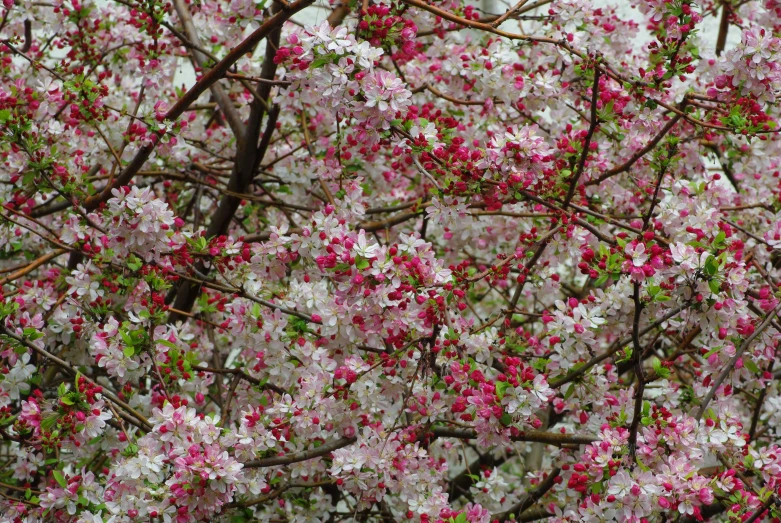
(3, 0, 781, 521)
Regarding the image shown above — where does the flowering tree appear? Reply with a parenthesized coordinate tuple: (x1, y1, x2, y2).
(6, 0, 781, 520)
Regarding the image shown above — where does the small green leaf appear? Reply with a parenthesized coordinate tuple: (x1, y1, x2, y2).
(127, 255, 142, 271)
(156, 339, 179, 351)
(651, 357, 670, 379)
(52, 470, 67, 488)
(120, 329, 134, 347)
(744, 358, 760, 374)
(495, 381, 510, 400)
(564, 383, 576, 400)
(634, 456, 651, 472)
(704, 255, 718, 276)
(310, 53, 338, 69)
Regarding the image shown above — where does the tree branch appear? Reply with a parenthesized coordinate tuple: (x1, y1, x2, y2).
(243, 436, 357, 468)
(695, 300, 781, 421)
(79, 0, 314, 212)
(172, 0, 245, 137)
(430, 426, 597, 446)
(494, 467, 561, 522)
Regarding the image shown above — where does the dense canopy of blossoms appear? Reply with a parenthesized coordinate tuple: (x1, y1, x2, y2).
(5, 0, 781, 521)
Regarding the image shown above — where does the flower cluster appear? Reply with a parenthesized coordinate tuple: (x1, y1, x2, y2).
(4, 0, 781, 522)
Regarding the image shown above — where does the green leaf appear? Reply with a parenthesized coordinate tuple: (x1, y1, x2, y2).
(530, 358, 549, 372)
(499, 413, 513, 426)
(156, 339, 179, 351)
(454, 513, 467, 523)
(127, 255, 142, 271)
(120, 329, 134, 347)
(495, 381, 510, 400)
(704, 255, 718, 276)
(744, 358, 760, 374)
(595, 274, 609, 286)
(703, 346, 720, 359)
(52, 470, 67, 488)
(123, 345, 136, 358)
(708, 279, 721, 295)
(310, 53, 338, 69)
(651, 357, 670, 379)
(121, 443, 139, 457)
(634, 456, 651, 472)
(23, 327, 43, 340)
(564, 383, 576, 400)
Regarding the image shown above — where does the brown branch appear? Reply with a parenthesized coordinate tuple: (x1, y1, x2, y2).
(490, 0, 530, 27)
(563, 66, 600, 207)
(424, 83, 502, 106)
(172, 0, 245, 137)
(243, 436, 357, 468)
(430, 426, 597, 446)
(749, 360, 772, 441)
(587, 113, 682, 186)
(695, 300, 781, 421)
(0, 249, 66, 287)
(327, 2, 351, 27)
(745, 496, 774, 523)
(21, 19, 32, 53)
(168, 6, 287, 322)
(548, 303, 692, 389)
(494, 467, 561, 522)
(191, 365, 285, 394)
(715, 0, 731, 57)
(402, 0, 556, 43)
(504, 225, 562, 327)
(627, 282, 645, 465)
(0, 326, 152, 431)
(79, 0, 315, 212)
